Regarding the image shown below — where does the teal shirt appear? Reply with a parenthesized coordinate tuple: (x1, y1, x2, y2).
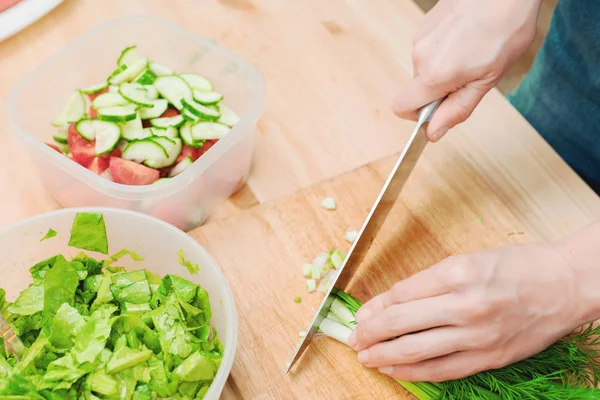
(508, 0, 600, 194)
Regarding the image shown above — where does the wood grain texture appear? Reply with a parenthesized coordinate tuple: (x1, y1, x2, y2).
(0, 0, 597, 237)
(190, 147, 532, 399)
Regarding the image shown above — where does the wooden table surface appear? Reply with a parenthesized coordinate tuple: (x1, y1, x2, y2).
(1, 0, 599, 399)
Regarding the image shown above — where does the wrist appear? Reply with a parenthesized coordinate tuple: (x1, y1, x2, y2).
(553, 220, 600, 325)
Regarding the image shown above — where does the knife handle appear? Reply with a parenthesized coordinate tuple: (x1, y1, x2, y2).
(417, 99, 444, 124)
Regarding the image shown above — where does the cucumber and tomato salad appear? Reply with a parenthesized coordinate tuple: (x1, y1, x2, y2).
(49, 45, 241, 186)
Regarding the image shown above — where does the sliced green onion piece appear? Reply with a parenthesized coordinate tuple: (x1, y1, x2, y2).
(321, 197, 336, 210)
(345, 229, 358, 243)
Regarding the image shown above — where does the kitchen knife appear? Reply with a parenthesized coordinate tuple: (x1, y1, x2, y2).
(286, 99, 443, 374)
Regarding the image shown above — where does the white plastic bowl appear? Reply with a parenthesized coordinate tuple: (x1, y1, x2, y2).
(0, 207, 238, 399)
(6, 16, 266, 231)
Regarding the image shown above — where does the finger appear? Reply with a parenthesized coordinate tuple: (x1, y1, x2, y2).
(379, 348, 500, 383)
(355, 267, 450, 322)
(352, 295, 458, 351)
(358, 326, 471, 368)
(391, 74, 453, 122)
(425, 81, 491, 142)
(412, 1, 448, 46)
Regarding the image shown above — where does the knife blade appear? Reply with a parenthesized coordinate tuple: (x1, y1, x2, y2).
(286, 99, 443, 374)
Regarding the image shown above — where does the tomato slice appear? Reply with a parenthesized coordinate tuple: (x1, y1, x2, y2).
(67, 122, 95, 167)
(89, 107, 97, 119)
(109, 157, 160, 186)
(88, 157, 110, 175)
(0, 0, 22, 13)
(177, 145, 200, 162)
(197, 139, 218, 157)
(87, 87, 109, 102)
(160, 108, 180, 118)
(46, 143, 62, 153)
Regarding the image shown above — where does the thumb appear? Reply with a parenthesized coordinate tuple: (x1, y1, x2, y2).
(426, 82, 489, 142)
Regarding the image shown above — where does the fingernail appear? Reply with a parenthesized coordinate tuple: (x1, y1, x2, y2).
(378, 366, 394, 375)
(430, 127, 448, 142)
(355, 307, 371, 322)
(358, 349, 369, 364)
(347, 332, 357, 349)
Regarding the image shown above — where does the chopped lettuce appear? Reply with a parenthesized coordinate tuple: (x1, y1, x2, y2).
(178, 249, 200, 275)
(68, 212, 109, 254)
(109, 248, 144, 262)
(0, 212, 223, 398)
(40, 228, 57, 242)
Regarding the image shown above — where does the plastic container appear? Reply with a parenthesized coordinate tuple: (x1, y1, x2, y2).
(6, 16, 266, 231)
(0, 207, 238, 399)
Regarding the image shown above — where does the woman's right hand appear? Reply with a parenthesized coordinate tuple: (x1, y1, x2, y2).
(395, 0, 542, 141)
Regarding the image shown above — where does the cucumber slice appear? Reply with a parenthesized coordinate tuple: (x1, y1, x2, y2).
(143, 85, 158, 100)
(191, 121, 229, 140)
(53, 126, 68, 144)
(109, 59, 149, 85)
(52, 91, 86, 127)
(181, 98, 220, 121)
(120, 116, 148, 141)
(192, 90, 223, 105)
(181, 108, 200, 123)
(108, 85, 119, 93)
(92, 93, 129, 109)
(149, 62, 174, 77)
(135, 69, 158, 85)
(119, 83, 154, 107)
(81, 82, 108, 95)
(153, 76, 193, 110)
(179, 122, 204, 148)
(117, 46, 141, 67)
(150, 115, 184, 129)
(179, 73, 213, 92)
(218, 104, 241, 126)
(97, 104, 138, 123)
(75, 119, 121, 155)
(147, 137, 182, 168)
(108, 65, 126, 80)
(169, 156, 194, 177)
(150, 127, 178, 139)
(122, 138, 169, 166)
(139, 99, 168, 120)
(95, 125, 122, 155)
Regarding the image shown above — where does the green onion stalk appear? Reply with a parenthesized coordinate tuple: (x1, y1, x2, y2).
(318, 288, 600, 400)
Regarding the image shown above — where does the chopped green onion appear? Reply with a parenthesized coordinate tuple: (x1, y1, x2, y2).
(329, 249, 345, 269)
(306, 279, 316, 293)
(321, 197, 336, 210)
(345, 229, 358, 243)
(294, 296, 302, 304)
(311, 264, 322, 280)
(302, 263, 312, 277)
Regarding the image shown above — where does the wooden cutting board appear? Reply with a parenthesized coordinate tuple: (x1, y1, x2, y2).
(189, 142, 532, 400)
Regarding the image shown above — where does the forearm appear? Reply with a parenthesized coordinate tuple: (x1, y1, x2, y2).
(556, 219, 600, 324)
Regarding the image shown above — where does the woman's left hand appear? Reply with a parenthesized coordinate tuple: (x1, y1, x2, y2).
(347, 242, 590, 382)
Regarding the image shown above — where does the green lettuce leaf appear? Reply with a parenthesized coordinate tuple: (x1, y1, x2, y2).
(40, 228, 57, 242)
(178, 249, 199, 275)
(109, 249, 144, 262)
(48, 303, 84, 350)
(29, 255, 58, 282)
(42, 256, 79, 321)
(173, 350, 219, 382)
(72, 304, 116, 364)
(7, 284, 44, 316)
(110, 270, 152, 305)
(68, 212, 109, 255)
